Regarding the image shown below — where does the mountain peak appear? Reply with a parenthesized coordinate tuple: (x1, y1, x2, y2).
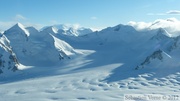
(41, 24, 93, 36)
(6, 23, 30, 37)
(151, 28, 171, 40)
(157, 28, 171, 37)
(43, 26, 58, 34)
(16, 22, 23, 27)
(13, 22, 25, 30)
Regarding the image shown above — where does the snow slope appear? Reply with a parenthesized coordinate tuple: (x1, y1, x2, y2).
(0, 20, 180, 101)
(2, 23, 79, 67)
(0, 42, 179, 101)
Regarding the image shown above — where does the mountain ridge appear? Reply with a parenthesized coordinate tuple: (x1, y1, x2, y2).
(0, 20, 180, 75)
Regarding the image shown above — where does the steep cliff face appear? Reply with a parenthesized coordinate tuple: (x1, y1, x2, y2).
(135, 50, 163, 70)
(0, 35, 19, 74)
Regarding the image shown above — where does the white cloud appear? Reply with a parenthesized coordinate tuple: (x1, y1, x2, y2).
(128, 21, 151, 30)
(71, 23, 81, 29)
(147, 10, 180, 16)
(91, 16, 97, 20)
(128, 18, 180, 37)
(166, 10, 180, 14)
(14, 14, 27, 21)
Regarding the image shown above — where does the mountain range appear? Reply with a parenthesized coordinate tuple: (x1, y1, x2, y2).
(0, 18, 180, 101)
(0, 19, 180, 75)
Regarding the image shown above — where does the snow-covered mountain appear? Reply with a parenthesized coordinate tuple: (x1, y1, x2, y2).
(42, 24, 93, 37)
(0, 20, 180, 74)
(0, 19, 180, 101)
(151, 28, 171, 40)
(1, 23, 79, 68)
(65, 22, 180, 71)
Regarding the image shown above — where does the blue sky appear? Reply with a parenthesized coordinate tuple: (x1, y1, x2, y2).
(0, 0, 180, 30)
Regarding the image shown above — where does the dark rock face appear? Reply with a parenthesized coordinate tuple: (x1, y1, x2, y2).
(135, 50, 163, 70)
(169, 36, 180, 51)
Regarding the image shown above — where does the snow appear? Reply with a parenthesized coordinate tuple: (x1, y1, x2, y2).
(42, 26, 58, 34)
(163, 51, 172, 58)
(2, 23, 79, 67)
(41, 24, 93, 37)
(10, 23, 30, 36)
(16, 64, 32, 70)
(0, 21, 180, 101)
(51, 34, 77, 56)
(0, 48, 179, 101)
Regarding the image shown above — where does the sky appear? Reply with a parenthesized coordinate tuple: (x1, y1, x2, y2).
(0, 0, 180, 30)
